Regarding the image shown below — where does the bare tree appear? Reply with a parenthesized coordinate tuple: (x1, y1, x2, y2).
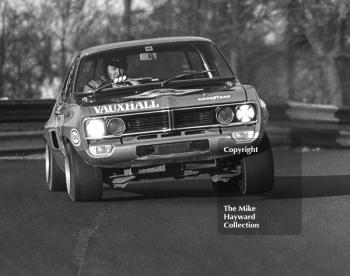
(295, 0, 350, 105)
(43, 0, 102, 78)
(0, 0, 8, 97)
(285, 0, 298, 100)
(123, 0, 133, 40)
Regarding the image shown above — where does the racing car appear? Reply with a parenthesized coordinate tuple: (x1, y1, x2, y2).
(44, 36, 274, 202)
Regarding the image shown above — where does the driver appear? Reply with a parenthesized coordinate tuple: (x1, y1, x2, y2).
(84, 56, 138, 91)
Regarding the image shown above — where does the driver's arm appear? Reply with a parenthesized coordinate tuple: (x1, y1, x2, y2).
(84, 80, 99, 91)
(83, 77, 106, 91)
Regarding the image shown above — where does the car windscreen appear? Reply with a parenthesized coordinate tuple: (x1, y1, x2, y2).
(75, 42, 235, 92)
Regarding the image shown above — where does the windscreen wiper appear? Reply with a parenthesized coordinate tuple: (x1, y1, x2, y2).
(92, 80, 114, 94)
(160, 70, 215, 87)
(76, 81, 114, 96)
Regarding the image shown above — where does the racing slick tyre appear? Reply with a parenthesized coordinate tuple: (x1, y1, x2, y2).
(45, 143, 66, 191)
(64, 142, 102, 202)
(238, 134, 274, 195)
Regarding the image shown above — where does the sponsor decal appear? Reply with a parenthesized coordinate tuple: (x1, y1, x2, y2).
(140, 52, 157, 61)
(93, 100, 160, 114)
(198, 95, 231, 101)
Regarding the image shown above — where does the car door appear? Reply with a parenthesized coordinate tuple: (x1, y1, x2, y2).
(51, 58, 79, 166)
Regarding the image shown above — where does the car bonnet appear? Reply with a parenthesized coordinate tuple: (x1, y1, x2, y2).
(87, 85, 247, 116)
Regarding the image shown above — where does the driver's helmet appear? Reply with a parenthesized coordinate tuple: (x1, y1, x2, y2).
(106, 56, 127, 70)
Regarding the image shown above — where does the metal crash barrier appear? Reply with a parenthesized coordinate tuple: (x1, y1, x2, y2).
(0, 100, 55, 155)
(287, 101, 350, 148)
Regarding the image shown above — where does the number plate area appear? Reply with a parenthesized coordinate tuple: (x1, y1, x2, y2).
(136, 140, 209, 157)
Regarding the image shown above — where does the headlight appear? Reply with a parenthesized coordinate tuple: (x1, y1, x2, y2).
(107, 117, 126, 136)
(85, 118, 106, 139)
(216, 106, 234, 125)
(235, 104, 255, 123)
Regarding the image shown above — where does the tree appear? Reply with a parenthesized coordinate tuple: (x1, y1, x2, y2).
(0, 0, 8, 98)
(123, 0, 133, 40)
(288, 0, 350, 105)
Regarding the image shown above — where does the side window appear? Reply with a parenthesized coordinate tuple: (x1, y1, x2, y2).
(186, 50, 205, 72)
(76, 59, 95, 92)
(63, 58, 78, 101)
(60, 71, 70, 100)
(76, 57, 105, 92)
(55, 90, 64, 106)
(201, 44, 233, 77)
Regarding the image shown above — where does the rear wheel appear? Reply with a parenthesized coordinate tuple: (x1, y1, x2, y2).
(65, 142, 102, 202)
(45, 144, 66, 191)
(238, 135, 274, 195)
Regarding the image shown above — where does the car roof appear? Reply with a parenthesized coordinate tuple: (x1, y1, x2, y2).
(80, 36, 213, 56)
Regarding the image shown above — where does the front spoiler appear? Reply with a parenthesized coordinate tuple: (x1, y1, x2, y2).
(75, 125, 262, 168)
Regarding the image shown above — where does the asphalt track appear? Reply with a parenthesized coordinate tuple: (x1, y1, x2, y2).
(1, 149, 350, 275)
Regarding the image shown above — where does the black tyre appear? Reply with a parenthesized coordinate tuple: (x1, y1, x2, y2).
(45, 143, 66, 191)
(238, 134, 274, 195)
(65, 142, 102, 202)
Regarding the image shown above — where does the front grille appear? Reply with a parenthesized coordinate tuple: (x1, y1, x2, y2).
(123, 112, 169, 133)
(104, 104, 256, 137)
(137, 140, 209, 157)
(173, 108, 216, 128)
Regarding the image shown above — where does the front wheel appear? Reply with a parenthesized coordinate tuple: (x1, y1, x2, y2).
(238, 135, 274, 195)
(45, 143, 66, 191)
(65, 142, 102, 202)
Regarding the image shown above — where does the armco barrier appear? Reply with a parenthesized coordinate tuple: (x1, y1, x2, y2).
(286, 101, 350, 148)
(0, 100, 54, 154)
(0, 100, 290, 155)
(266, 103, 290, 147)
(0, 99, 55, 122)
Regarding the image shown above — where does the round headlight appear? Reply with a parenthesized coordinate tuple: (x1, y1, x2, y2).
(85, 118, 106, 138)
(107, 117, 126, 136)
(216, 106, 234, 125)
(236, 104, 255, 123)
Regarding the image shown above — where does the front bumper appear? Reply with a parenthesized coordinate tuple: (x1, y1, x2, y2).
(76, 125, 262, 168)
